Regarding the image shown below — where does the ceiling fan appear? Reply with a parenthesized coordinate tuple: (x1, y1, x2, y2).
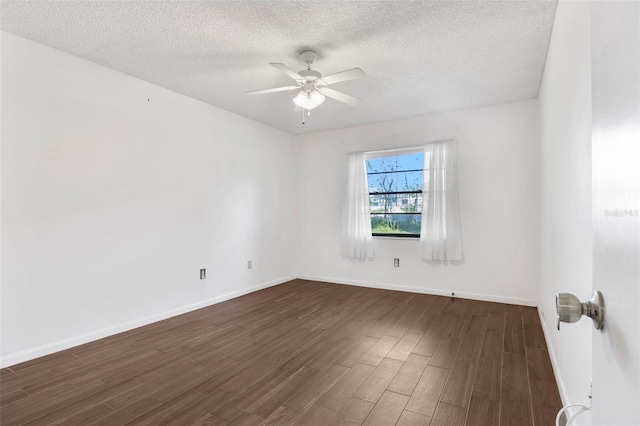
(246, 50, 365, 120)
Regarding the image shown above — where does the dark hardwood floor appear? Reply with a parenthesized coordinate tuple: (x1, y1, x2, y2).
(0, 280, 562, 425)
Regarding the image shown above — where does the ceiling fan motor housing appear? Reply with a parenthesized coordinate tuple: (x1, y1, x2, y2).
(298, 69, 322, 82)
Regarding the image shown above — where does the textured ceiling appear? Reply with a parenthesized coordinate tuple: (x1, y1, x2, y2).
(1, 1, 557, 134)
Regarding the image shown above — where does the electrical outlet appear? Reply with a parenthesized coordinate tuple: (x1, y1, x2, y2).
(200, 268, 206, 279)
(393, 258, 399, 267)
(247, 260, 252, 270)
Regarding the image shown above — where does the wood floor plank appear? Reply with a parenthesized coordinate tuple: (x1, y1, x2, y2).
(505, 310, 523, 330)
(523, 324, 547, 350)
(486, 312, 505, 332)
(359, 335, 400, 366)
(262, 405, 302, 426)
(157, 389, 231, 426)
(221, 352, 294, 395)
(2, 369, 71, 397)
(317, 363, 376, 412)
(465, 316, 487, 337)
(283, 363, 349, 411)
(0, 281, 561, 426)
(506, 304, 524, 313)
(413, 319, 449, 357)
(444, 317, 470, 340)
(408, 313, 437, 335)
(429, 338, 461, 369)
(471, 358, 501, 401)
(388, 299, 431, 338)
(228, 411, 265, 425)
(247, 366, 318, 417)
(8, 351, 79, 373)
(331, 319, 369, 342)
(352, 357, 403, 403)
(405, 365, 449, 417)
(91, 396, 164, 426)
(305, 337, 356, 371)
(103, 360, 204, 410)
(500, 352, 533, 426)
(0, 389, 29, 407)
(526, 347, 556, 383)
(276, 331, 332, 372)
(294, 404, 337, 425)
(362, 391, 408, 426)
(522, 307, 541, 326)
(332, 397, 375, 425)
(134, 389, 207, 426)
(1, 380, 103, 425)
(387, 332, 423, 361)
(440, 361, 476, 408)
(211, 367, 293, 422)
(57, 403, 114, 426)
(150, 364, 216, 402)
(334, 336, 379, 368)
(388, 353, 430, 396)
(24, 379, 143, 426)
(191, 359, 248, 395)
(529, 379, 563, 426)
(503, 328, 525, 355)
(479, 331, 503, 361)
(397, 410, 432, 426)
(0, 367, 15, 377)
(456, 334, 482, 364)
(465, 395, 499, 426)
(431, 402, 466, 426)
(96, 351, 182, 385)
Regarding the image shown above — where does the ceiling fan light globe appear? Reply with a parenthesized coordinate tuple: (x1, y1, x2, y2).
(309, 90, 325, 106)
(293, 90, 325, 110)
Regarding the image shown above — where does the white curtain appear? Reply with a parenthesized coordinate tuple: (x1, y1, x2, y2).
(420, 140, 463, 261)
(341, 152, 374, 259)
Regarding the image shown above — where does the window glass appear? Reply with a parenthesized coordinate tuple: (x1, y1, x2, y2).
(366, 151, 424, 237)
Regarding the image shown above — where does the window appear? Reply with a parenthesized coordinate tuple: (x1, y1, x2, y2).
(366, 150, 424, 237)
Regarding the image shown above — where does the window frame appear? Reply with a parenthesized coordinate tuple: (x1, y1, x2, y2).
(365, 147, 425, 238)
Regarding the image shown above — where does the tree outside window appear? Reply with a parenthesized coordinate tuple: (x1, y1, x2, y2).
(366, 151, 424, 237)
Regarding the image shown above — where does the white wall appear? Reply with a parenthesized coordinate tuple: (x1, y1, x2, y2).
(295, 100, 540, 306)
(537, 0, 593, 418)
(0, 32, 296, 367)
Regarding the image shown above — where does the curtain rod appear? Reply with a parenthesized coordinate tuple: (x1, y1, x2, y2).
(344, 138, 453, 156)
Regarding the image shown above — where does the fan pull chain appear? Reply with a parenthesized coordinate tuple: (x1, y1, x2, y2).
(301, 109, 312, 124)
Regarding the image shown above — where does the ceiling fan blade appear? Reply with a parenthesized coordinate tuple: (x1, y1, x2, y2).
(246, 85, 299, 95)
(317, 67, 365, 86)
(318, 87, 361, 106)
(270, 63, 304, 81)
(294, 105, 302, 112)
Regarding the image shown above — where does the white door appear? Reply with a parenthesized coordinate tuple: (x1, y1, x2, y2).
(591, 2, 640, 425)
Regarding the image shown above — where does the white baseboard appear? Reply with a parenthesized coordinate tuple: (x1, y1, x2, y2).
(0, 275, 296, 368)
(297, 274, 537, 307)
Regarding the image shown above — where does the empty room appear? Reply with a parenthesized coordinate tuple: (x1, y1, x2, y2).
(1, 1, 638, 425)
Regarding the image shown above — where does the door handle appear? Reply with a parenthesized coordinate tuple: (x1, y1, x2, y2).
(556, 291, 605, 330)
